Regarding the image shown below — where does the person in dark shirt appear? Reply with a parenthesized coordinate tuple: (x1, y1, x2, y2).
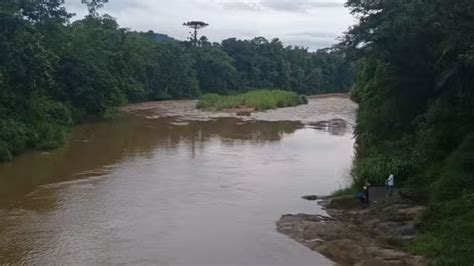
(364, 180, 371, 204)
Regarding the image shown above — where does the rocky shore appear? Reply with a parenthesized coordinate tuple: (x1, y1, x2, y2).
(277, 194, 427, 265)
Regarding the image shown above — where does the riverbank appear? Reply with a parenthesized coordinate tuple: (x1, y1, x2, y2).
(122, 94, 356, 126)
(0, 95, 357, 265)
(0, 94, 355, 164)
(277, 193, 427, 265)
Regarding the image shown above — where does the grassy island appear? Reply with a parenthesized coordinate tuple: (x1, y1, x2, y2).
(197, 90, 308, 111)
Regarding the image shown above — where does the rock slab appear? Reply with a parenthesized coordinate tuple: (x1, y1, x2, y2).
(276, 196, 427, 265)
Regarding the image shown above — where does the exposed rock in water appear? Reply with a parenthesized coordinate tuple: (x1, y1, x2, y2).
(307, 119, 349, 135)
(277, 195, 427, 265)
(301, 195, 332, 201)
(302, 195, 319, 201)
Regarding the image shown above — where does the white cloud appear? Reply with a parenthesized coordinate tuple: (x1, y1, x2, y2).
(260, 0, 344, 12)
(65, 0, 355, 50)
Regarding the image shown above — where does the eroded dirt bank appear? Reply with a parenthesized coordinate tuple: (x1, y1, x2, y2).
(277, 195, 427, 266)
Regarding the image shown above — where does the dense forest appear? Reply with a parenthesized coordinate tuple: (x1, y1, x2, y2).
(0, 0, 354, 161)
(343, 0, 474, 264)
(2, 0, 473, 264)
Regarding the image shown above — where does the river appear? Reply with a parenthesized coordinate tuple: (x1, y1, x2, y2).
(0, 96, 357, 265)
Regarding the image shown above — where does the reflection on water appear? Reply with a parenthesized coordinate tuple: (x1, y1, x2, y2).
(0, 117, 302, 207)
(0, 114, 354, 265)
(308, 119, 351, 136)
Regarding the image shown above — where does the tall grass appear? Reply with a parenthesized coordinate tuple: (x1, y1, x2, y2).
(197, 89, 308, 111)
(408, 198, 474, 265)
(331, 186, 358, 197)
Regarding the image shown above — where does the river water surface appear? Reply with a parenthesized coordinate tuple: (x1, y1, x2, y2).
(0, 96, 356, 265)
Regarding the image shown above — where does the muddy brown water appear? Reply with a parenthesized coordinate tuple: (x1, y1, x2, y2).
(0, 97, 356, 265)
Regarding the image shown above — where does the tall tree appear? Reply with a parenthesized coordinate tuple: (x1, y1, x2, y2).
(342, 1, 474, 262)
(81, 0, 109, 16)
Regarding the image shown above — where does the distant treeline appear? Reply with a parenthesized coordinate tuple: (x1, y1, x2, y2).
(0, 0, 354, 161)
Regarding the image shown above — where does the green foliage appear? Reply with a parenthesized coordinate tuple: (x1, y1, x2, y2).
(431, 134, 474, 203)
(0, 120, 29, 155)
(81, 0, 109, 16)
(408, 198, 474, 265)
(151, 41, 200, 99)
(121, 32, 198, 101)
(0, 141, 12, 161)
(344, 0, 474, 263)
(221, 38, 355, 93)
(197, 90, 307, 111)
(331, 186, 357, 197)
(193, 45, 238, 94)
(55, 16, 129, 117)
(0, 0, 354, 162)
(299, 95, 308, 104)
(33, 121, 68, 150)
(38, 99, 73, 126)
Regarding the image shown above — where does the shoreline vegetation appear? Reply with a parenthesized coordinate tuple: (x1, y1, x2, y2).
(196, 90, 308, 112)
(0, 1, 354, 162)
(2, 0, 473, 265)
(306, 1, 474, 265)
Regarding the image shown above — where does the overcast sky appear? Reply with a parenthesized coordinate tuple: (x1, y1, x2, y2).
(65, 0, 355, 50)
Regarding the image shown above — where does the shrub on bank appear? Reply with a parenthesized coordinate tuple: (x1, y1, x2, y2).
(197, 90, 308, 111)
(408, 198, 474, 265)
(0, 141, 12, 161)
(0, 100, 72, 162)
(0, 120, 30, 157)
(408, 134, 474, 265)
(331, 186, 358, 197)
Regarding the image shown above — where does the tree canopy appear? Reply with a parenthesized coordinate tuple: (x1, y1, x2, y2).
(0, 0, 354, 161)
(342, 0, 474, 264)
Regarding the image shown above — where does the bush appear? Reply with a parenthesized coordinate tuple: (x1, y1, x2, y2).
(0, 120, 30, 155)
(331, 186, 357, 197)
(0, 101, 72, 161)
(407, 135, 474, 265)
(300, 95, 308, 104)
(431, 134, 474, 202)
(197, 89, 307, 111)
(33, 122, 68, 150)
(408, 198, 474, 265)
(196, 93, 221, 109)
(352, 153, 415, 188)
(39, 100, 73, 126)
(0, 141, 12, 161)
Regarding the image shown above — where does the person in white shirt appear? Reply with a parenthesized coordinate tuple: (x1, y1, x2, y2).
(385, 173, 395, 197)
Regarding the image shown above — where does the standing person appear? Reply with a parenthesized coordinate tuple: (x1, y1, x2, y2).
(364, 180, 371, 204)
(385, 173, 395, 197)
